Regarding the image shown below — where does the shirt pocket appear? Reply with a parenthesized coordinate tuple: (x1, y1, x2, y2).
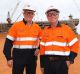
(55, 33, 67, 42)
(31, 31, 39, 37)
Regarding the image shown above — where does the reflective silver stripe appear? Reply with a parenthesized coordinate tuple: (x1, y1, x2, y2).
(45, 51, 70, 56)
(13, 45, 38, 49)
(7, 35, 38, 41)
(7, 35, 15, 41)
(16, 37, 38, 41)
(40, 41, 67, 46)
(68, 38, 78, 46)
(40, 42, 45, 46)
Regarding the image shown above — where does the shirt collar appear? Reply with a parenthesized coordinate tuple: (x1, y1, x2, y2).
(23, 18, 27, 25)
(48, 21, 61, 28)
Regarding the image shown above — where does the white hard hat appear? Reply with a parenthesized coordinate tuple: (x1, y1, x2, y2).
(45, 6, 59, 14)
(23, 5, 36, 12)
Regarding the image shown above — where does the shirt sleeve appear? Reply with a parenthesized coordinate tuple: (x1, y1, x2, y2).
(7, 23, 17, 41)
(65, 25, 79, 62)
(3, 38, 13, 61)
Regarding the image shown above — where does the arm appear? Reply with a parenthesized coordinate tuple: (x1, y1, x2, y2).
(3, 38, 13, 68)
(66, 25, 79, 64)
(3, 38, 13, 61)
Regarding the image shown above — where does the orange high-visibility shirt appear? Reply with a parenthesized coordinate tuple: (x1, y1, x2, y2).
(7, 21, 41, 49)
(40, 24, 79, 56)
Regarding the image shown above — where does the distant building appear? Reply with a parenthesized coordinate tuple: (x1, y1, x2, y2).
(0, 18, 79, 33)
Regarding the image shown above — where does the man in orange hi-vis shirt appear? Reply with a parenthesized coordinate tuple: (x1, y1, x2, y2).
(40, 6, 79, 74)
(3, 5, 41, 74)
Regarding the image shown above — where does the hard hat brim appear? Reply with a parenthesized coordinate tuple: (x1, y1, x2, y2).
(23, 9, 35, 12)
(46, 9, 60, 14)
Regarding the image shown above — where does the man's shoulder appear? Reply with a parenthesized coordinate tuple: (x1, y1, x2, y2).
(62, 24, 71, 30)
(13, 20, 23, 25)
(44, 26, 51, 29)
(12, 20, 23, 27)
(33, 23, 41, 28)
(61, 24, 74, 34)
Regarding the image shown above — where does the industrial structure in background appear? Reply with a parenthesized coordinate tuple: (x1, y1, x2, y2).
(0, 0, 80, 35)
(7, 1, 20, 24)
(0, 14, 79, 33)
(37, 15, 79, 34)
(0, 1, 20, 32)
(0, 0, 79, 33)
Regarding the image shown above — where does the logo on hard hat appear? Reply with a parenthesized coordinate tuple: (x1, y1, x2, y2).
(23, 5, 36, 12)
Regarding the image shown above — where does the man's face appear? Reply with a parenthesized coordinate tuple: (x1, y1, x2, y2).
(46, 11, 59, 23)
(23, 10, 35, 21)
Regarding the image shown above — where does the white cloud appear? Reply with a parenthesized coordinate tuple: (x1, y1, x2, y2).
(0, 0, 80, 22)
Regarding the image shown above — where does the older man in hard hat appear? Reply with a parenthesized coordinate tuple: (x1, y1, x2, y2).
(3, 5, 41, 74)
(40, 6, 79, 74)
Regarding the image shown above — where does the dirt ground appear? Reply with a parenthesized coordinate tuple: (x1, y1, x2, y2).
(0, 35, 80, 74)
